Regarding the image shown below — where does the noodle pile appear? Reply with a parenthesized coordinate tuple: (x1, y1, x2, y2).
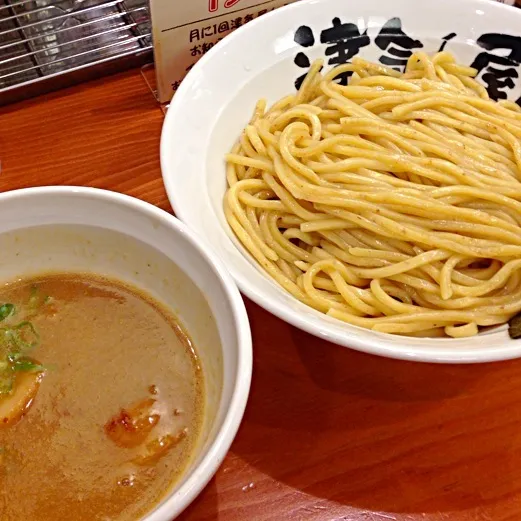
(224, 52, 521, 338)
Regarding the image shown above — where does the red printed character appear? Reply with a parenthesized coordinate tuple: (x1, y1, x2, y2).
(208, 0, 218, 11)
(208, 0, 241, 12)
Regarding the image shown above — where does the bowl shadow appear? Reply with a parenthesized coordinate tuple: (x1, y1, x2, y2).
(231, 299, 520, 516)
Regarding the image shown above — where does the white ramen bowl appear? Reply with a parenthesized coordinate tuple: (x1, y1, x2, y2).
(161, 0, 521, 363)
(0, 186, 252, 520)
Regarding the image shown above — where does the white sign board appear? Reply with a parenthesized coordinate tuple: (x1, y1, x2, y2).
(150, 0, 299, 103)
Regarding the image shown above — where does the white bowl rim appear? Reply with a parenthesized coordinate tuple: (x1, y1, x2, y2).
(0, 185, 253, 520)
(161, 0, 521, 364)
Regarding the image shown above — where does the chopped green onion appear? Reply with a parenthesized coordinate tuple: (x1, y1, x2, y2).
(9, 322, 39, 351)
(12, 359, 44, 372)
(27, 285, 39, 309)
(0, 291, 50, 397)
(0, 371, 14, 395)
(0, 304, 14, 322)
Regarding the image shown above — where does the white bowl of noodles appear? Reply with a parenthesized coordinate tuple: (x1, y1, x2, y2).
(161, 0, 521, 363)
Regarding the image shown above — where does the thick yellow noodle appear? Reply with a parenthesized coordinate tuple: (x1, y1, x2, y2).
(224, 51, 521, 338)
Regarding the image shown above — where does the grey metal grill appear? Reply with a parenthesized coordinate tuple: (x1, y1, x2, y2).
(0, 0, 152, 103)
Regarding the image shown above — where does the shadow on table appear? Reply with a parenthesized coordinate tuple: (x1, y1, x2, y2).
(232, 299, 519, 515)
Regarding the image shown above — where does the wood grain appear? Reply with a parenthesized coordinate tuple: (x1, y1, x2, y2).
(2, 71, 521, 521)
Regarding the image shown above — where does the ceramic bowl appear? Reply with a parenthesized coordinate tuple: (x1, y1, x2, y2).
(161, 0, 521, 363)
(0, 186, 252, 519)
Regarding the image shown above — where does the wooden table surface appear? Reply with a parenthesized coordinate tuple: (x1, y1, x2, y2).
(2, 71, 521, 521)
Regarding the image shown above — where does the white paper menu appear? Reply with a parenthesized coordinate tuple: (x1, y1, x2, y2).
(150, 0, 299, 103)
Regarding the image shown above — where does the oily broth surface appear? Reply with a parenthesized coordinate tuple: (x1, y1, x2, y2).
(0, 274, 204, 521)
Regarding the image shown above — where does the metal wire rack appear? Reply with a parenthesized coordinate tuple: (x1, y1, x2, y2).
(0, 0, 153, 104)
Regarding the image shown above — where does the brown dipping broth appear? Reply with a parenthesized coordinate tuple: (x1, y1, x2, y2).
(0, 274, 204, 521)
